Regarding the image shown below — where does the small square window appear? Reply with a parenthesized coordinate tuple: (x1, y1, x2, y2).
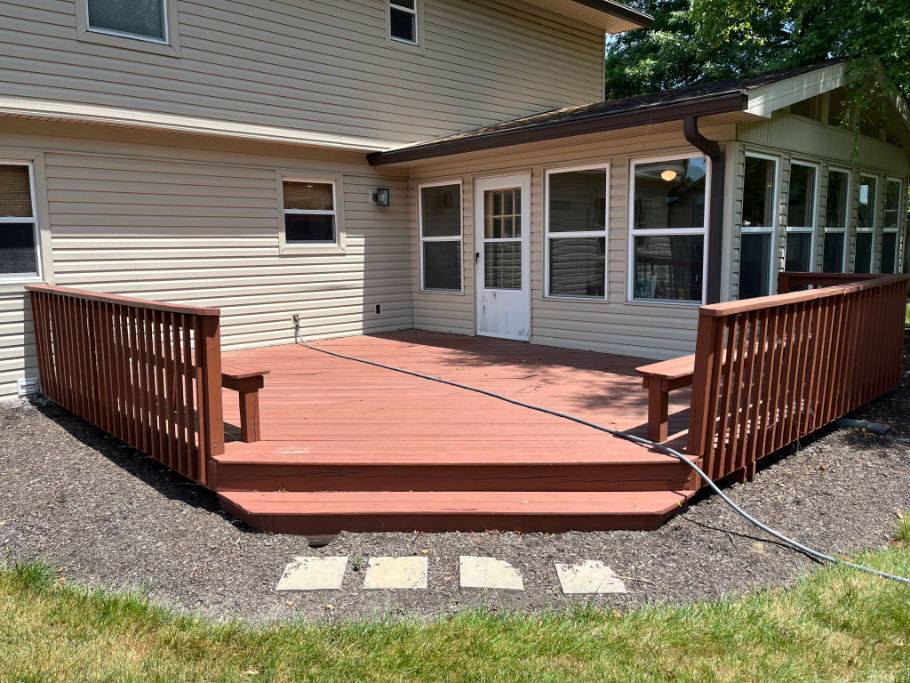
(0, 163, 40, 279)
(87, 0, 167, 42)
(389, 0, 418, 44)
(283, 181, 337, 244)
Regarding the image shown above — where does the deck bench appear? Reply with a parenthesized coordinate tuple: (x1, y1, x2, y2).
(636, 354, 695, 443)
(221, 361, 270, 443)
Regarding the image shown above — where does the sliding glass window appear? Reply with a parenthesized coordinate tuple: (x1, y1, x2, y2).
(629, 156, 707, 303)
(785, 161, 817, 273)
(881, 178, 903, 274)
(419, 182, 462, 292)
(823, 168, 850, 273)
(739, 154, 776, 299)
(855, 174, 877, 273)
(545, 165, 607, 299)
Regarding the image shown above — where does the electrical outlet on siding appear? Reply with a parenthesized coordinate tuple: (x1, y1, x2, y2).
(374, 304, 382, 315)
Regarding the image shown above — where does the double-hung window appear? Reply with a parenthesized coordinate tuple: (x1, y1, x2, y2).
(419, 182, 462, 292)
(545, 165, 607, 299)
(389, 0, 418, 44)
(0, 162, 40, 280)
(823, 168, 850, 272)
(785, 161, 818, 273)
(855, 174, 877, 273)
(881, 178, 903, 274)
(87, 0, 168, 43)
(739, 153, 777, 298)
(629, 156, 708, 303)
(283, 180, 338, 244)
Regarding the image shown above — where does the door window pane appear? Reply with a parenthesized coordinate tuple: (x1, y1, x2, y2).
(485, 242, 521, 290)
(549, 238, 605, 298)
(285, 214, 335, 242)
(826, 170, 850, 228)
(858, 176, 877, 228)
(739, 233, 772, 299)
(421, 184, 460, 237)
(632, 235, 703, 301)
(423, 241, 461, 291)
(548, 169, 606, 232)
(823, 232, 845, 273)
(854, 232, 873, 273)
(485, 189, 521, 238)
(787, 164, 816, 228)
(884, 179, 902, 229)
(785, 232, 812, 272)
(87, 0, 165, 40)
(742, 156, 776, 228)
(880, 232, 898, 274)
(0, 223, 37, 275)
(633, 158, 706, 230)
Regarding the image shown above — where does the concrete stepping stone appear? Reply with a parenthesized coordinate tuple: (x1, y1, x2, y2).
(363, 556, 427, 589)
(276, 556, 348, 591)
(459, 556, 524, 591)
(555, 560, 627, 594)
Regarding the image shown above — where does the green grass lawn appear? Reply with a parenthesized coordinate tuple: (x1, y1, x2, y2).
(3, 522, 910, 682)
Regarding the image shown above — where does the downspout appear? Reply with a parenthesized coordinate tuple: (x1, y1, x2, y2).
(683, 115, 725, 304)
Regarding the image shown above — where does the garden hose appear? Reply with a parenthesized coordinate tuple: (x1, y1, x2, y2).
(294, 325, 910, 585)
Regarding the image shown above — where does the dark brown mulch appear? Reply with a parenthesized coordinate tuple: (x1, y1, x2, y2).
(1, 334, 909, 623)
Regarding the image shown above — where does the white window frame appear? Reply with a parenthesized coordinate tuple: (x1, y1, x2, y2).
(386, 0, 424, 54)
(627, 153, 711, 306)
(823, 167, 851, 273)
(418, 179, 463, 294)
(881, 177, 903, 273)
(0, 160, 42, 283)
(75, 0, 181, 57)
(739, 151, 779, 297)
(544, 163, 609, 301)
(855, 173, 878, 273)
(276, 172, 346, 256)
(784, 159, 819, 273)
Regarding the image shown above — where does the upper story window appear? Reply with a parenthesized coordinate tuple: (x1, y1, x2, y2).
(389, 0, 418, 44)
(0, 163, 40, 280)
(283, 180, 338, 244)
(790, 95, 822, 122)
(87, 0, 168, 43)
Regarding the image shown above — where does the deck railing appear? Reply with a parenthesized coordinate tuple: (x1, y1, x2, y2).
(778, 270, 882, 294)
(26, 284, 225, 486)
(687, 273, 909, 482)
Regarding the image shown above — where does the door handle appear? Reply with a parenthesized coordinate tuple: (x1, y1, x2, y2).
(475, 252, 480, 264)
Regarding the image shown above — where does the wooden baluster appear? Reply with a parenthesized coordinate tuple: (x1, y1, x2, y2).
(183, 314, 197, 481)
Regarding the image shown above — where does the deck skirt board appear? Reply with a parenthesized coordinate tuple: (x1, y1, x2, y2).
(213, 331, 698, 533)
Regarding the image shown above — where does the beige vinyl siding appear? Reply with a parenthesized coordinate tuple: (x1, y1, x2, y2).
(409, 120, 739, 360)
(0, 0, 604, 147)
(0, 119, 412, 400)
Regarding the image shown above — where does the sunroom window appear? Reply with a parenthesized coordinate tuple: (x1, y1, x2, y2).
(0, 163, 40, 279)
(630, 156, 707, 303)
(389, 0, 417, 44)
(785, 162, 817, 273)
(546, 167, 607, 299)
(87, 0, 167, 42)
(881, 178, 903, 274)
(420, 182, 462, 291)
(855, 175, 877, 273)
(823, 169, 850, 273)
(283, 180, 337, 244)
(739, 154, 776, 299)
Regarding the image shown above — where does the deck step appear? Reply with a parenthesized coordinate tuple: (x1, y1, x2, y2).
(219, 490, 693, 534)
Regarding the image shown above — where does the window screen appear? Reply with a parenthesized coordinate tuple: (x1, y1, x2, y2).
(420, 183, 461, 291)
(87, 0, 166, 41)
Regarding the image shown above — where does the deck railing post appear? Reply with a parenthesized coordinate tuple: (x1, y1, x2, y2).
(200, 314, 225, 467)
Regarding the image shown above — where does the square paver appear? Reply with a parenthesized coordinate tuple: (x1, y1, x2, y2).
(459, 556, 524, 591)
(555, 560, 627, 594)
(276, 556, 348, 591)
(363, 556, 428, 589)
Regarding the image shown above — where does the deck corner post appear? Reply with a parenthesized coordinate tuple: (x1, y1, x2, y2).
(201, 314, 226, 466)
(687, 311, 720, 464)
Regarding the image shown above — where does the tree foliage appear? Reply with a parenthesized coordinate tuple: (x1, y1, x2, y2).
(605, 0, 910, 99)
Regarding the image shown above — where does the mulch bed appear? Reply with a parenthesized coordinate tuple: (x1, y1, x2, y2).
(2, 334, 909, 623)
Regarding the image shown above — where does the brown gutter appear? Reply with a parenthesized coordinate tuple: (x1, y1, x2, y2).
(368, 91, 748, 166)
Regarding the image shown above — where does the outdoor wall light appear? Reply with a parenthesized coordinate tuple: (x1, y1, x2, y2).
(374, 188, 390, 206)
(660, 169, 678, 181)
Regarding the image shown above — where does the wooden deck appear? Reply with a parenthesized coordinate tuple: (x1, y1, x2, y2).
(215, 331, 697, 533)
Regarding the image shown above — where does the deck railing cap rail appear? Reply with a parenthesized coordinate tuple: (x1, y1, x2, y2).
(698, 274, 910, 318)
(25, 284, 221, 317)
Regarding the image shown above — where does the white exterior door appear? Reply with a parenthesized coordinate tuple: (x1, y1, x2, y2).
(474, 174, 531, 341)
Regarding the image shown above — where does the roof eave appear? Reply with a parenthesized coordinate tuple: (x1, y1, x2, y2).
(367, 91, 748, 166)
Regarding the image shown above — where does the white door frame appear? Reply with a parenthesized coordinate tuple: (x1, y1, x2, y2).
(474, 173, 532, 341)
